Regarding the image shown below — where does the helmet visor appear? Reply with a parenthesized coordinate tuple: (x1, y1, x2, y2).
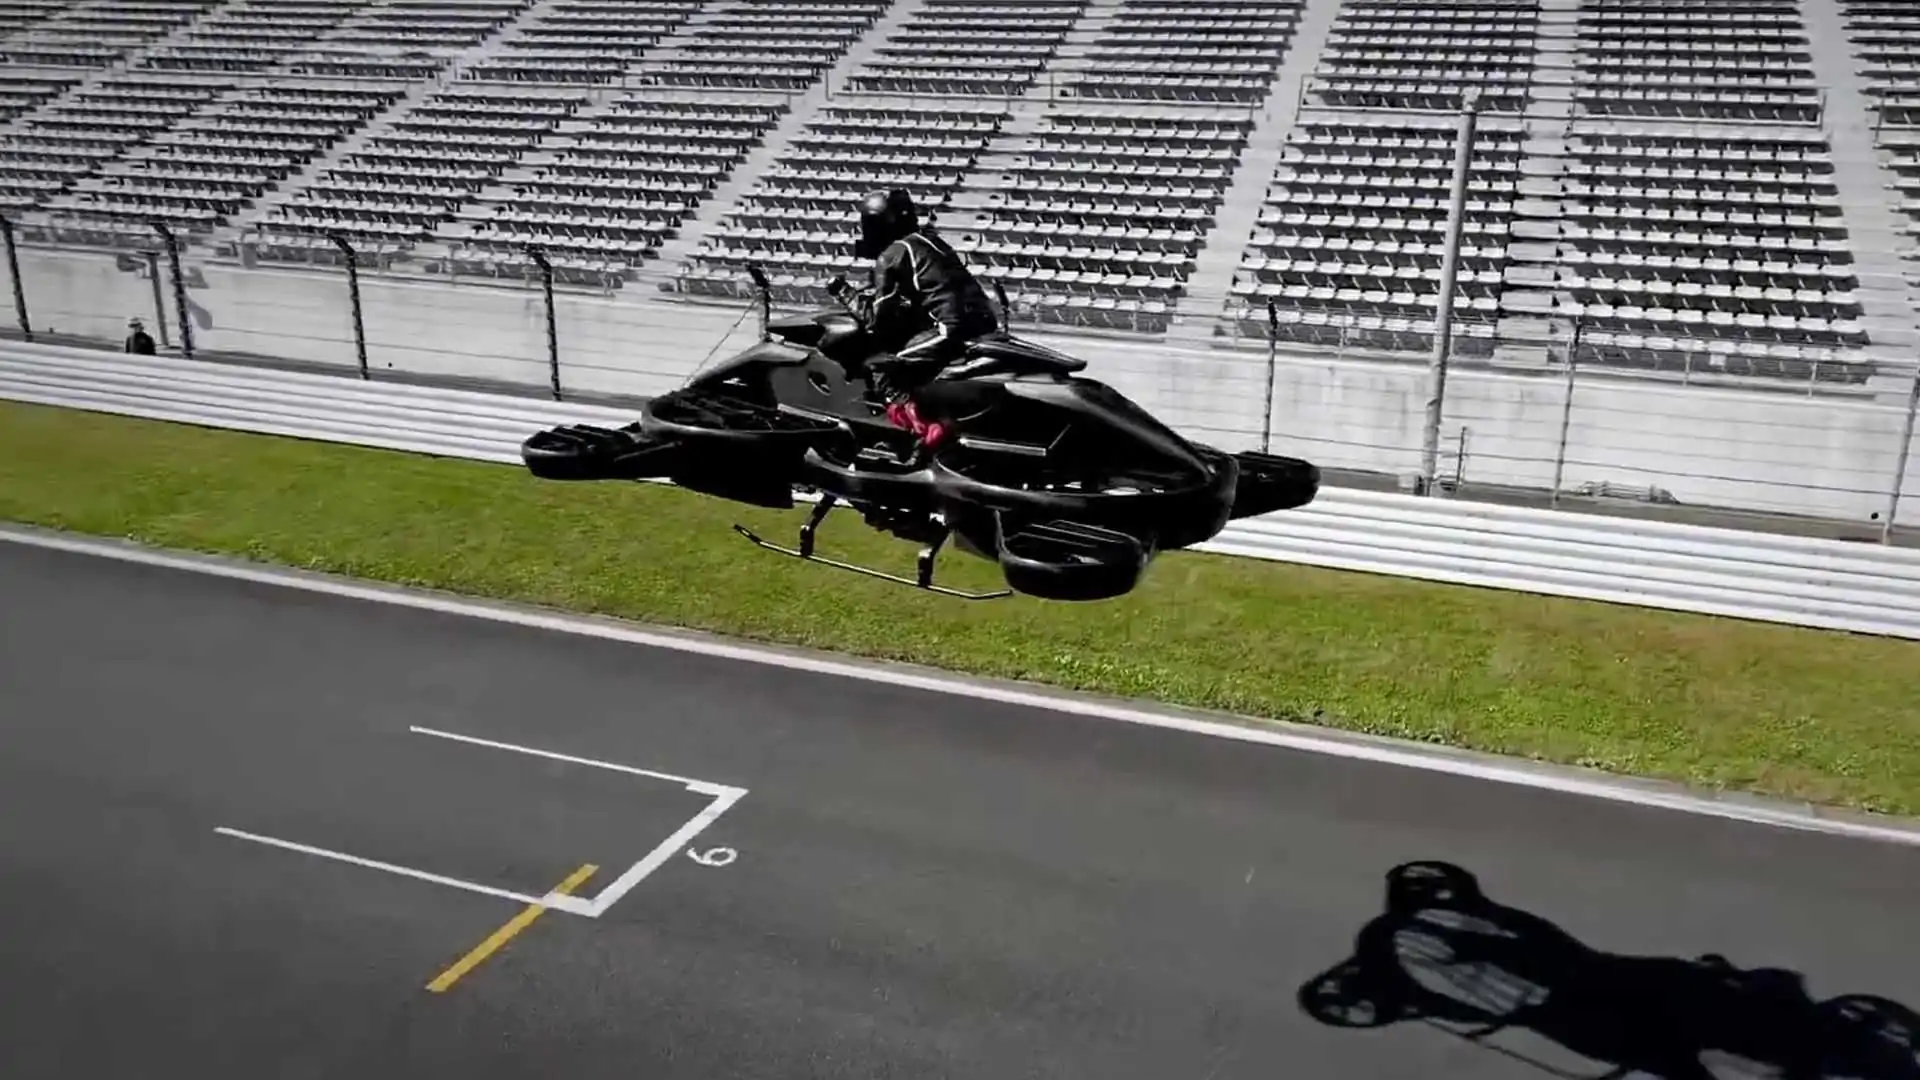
(854, 210, 894, 260)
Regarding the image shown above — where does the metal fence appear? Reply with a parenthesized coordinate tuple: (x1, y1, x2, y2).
(9, 340, 1920, 640)
(2, 222, 1917, 543)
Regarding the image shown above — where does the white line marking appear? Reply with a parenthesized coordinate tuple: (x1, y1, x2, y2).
(409, 725, 744, 795)
(407, 724, 748, 915)
(212, 827, 595, 915)
(581, 787, 747, 917)
(9, 526, 1920, 849)
(215, 722, 747, 917)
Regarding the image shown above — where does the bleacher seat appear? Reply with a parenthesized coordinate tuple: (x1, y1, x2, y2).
(678, 103, 1010, 302)
(139, 0, 366, 74)
(1306, 0, 1541, 113)
(0, 71, 80, 126)
(441, 94, 787, 285)
(460, 0, 705, 85)
(0, 0, 1904, 388)
(952, 107, 1257, 332)
(1842, 0, 1920, 264)
(1844, 1, 1920, 129)
(1524, 123, 1869, 384)
(270, 0, 535, 80)
(48, 81, 408, 244)
(1060, 0, 1302, 105)
(1572, 0, 1821, 125)
(1226, 114, 1524, 355)
(326, 0, 532, 50)
(846, 0, 1087, 97)
(0, 0, 222, 68)
(640, 0, 890, 92)
(0, 0, 68, 39)
(2, 73, 237, 218)
(257, 86, 589, 256)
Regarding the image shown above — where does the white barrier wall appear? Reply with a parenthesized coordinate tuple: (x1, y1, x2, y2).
(7, 247, 756, 396)
(1256, 357, 1920, 523)
(10, 246, 1919, 526)
(7, 342, 1920, 640)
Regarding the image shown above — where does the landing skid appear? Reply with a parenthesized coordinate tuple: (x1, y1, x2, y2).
(733, 494, 1012, 601)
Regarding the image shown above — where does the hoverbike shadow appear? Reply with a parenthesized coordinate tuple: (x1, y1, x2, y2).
(1298, 861, 1919, 1080)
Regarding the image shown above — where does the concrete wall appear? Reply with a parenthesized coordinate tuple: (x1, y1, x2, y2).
(9, 246, 1918, 525)
(958, 326, 1920, 526)
(6, 246, 755, 397)
(1249, 355, 1919, 523)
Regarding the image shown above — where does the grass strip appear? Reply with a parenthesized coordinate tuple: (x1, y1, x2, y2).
(3, 399, 1918, 816)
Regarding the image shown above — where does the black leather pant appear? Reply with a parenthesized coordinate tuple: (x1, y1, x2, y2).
(871, 324, 973, 400)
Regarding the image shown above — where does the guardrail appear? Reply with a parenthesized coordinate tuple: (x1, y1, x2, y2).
(6, 341, 1920, 641)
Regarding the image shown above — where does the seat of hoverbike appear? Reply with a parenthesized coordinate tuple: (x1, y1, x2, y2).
(944, 334, 1088, 379)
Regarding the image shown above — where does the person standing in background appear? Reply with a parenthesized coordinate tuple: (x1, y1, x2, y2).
(124, 317, 156, 355)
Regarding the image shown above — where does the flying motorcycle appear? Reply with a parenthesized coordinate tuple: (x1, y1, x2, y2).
(520, 266, 1320, 601)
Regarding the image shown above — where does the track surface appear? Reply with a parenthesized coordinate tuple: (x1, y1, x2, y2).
(3, 542, 1918, 1080)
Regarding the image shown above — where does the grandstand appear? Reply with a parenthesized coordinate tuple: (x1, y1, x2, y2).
(1, 0, 1918, 391)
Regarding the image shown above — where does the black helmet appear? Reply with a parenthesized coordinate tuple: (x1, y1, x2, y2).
(854, 188, 919, 260)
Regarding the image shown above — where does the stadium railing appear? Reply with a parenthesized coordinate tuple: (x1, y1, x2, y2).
(2, 225, 1917, 546)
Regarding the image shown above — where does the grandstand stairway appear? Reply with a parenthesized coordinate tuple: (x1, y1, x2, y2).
(221, 0, 560, 257)
(388, 0, 909, 289)
(332, 0, 536, 61)
(649, 0, 944, 270)
(625, 3, 779, 87)
(408, 0, 793, 279)
(437, 91, 644, 222)
(218, 77, 441, 259)
(1033, 0, 1124, 94)
(440, 0, 575, 76)
(1491, 0, 1582, 366)
(1801, 0, 1920, 395)
(0, 64, 116, 145)
(1525, 0, 1577, 122)
(943, 0, 1122, 194)
(126, 0, 253, 63)
(1169, 0, 1341, 341)
(925, 0, 1330, 337)
(933, 0, 1168, 327)
(0, 0, 233, 144)
(8, 0, 1920, 400)
(669, 0, 1077, 305)
(640, 88, 844, 273)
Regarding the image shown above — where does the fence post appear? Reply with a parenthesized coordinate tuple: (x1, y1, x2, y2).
(1417, 88, 1482, 496)
(329, 233, 369, 380)
(143, 250, 171, 348)
(747, 263, 771, 342)
(1885, 365, 1920, 543)
(1262, 298, 1278, 453)
(1549, 317, 1582, 508)
(151, 222, 193, 360)
(527, 246, 559, 400)
(1, 216, 30, 342)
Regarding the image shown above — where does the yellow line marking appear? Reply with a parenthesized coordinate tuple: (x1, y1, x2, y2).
(426, 863, 598, 994)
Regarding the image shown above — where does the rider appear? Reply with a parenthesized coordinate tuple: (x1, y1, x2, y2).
(827, 188, 1000, 461)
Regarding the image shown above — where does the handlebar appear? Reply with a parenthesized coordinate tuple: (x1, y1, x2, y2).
(745, 261, 863, 328)
(825, 276, 863, 324)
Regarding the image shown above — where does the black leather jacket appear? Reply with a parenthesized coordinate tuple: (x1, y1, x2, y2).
(844, 230, 999, 354)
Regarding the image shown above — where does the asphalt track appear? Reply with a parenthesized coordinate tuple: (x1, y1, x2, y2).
(3, 539, 1919, 1080)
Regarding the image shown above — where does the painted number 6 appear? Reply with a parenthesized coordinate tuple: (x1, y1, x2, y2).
(688, 846, 737, 867)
